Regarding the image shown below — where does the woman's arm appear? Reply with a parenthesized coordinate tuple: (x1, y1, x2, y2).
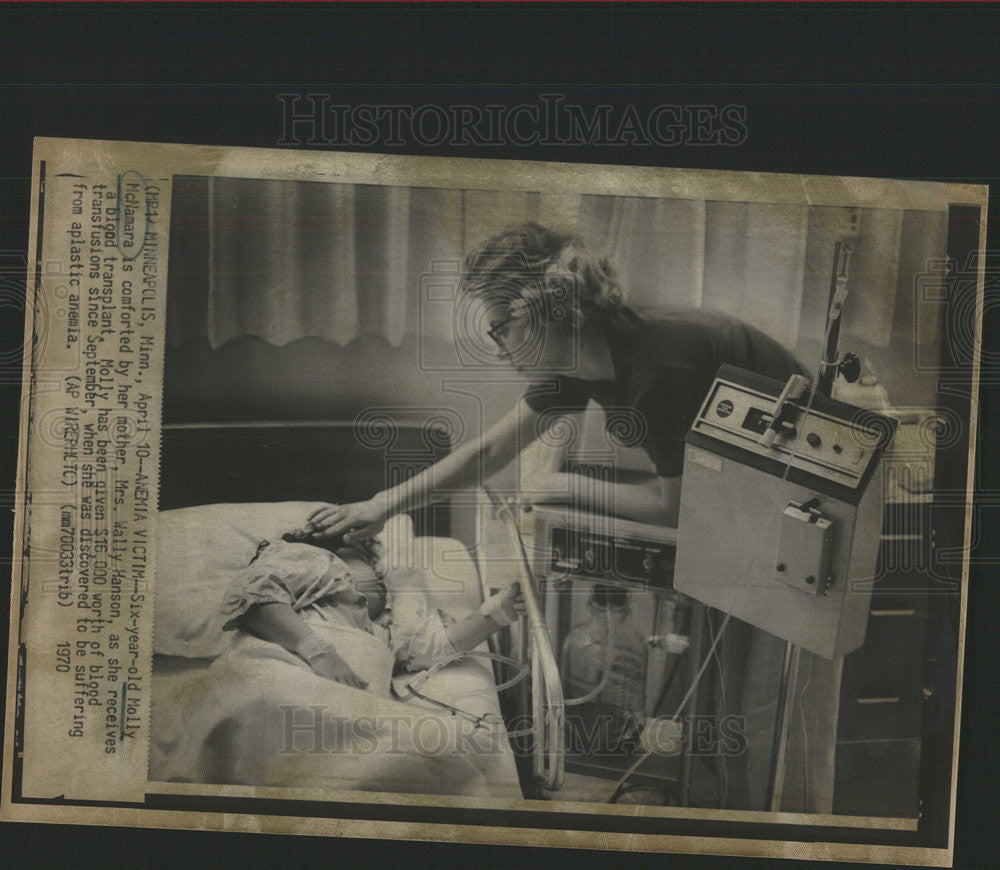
(530, 471, 681, 527)
(239, 602, 368, 689)
(307, 399, 543, 542)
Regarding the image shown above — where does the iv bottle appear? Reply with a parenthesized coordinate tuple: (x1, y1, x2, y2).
(561, 585, 647, 722)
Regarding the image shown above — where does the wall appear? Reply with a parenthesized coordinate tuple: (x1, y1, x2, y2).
(163, 333, 527, 549)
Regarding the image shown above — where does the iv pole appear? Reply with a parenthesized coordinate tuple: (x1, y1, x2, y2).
(766, 241, 853, 812)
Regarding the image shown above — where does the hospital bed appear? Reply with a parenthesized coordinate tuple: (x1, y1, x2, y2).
(148, 373, 897, 810)
(148, 420, 531, 800)
(148, 502, 524, 799)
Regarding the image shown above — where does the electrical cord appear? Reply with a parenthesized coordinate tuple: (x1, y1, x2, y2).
(708, 608, 729, 808)
(798, 648, 814, 810)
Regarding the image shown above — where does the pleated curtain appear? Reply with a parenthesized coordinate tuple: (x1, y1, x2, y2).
(166, 175, 946, 359)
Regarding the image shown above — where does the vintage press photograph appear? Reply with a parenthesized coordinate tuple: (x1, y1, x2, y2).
(150, 158, 975, 837)
(3, 140, 983, 865)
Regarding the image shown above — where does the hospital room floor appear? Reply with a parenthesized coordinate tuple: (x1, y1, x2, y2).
(535, 752, 729, 808)
(833, 738, 922, 818)
(531, 737, 921, 814)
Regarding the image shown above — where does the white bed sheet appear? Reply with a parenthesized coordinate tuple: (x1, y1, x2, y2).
(149, 502, 522, 800)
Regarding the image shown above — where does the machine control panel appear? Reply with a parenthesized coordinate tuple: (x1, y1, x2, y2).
(678, 365, 896, 659)
(693, 378, 883, 489)
(549, 525, 676, 589)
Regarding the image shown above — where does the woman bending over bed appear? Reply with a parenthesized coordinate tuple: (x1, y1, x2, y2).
(221, 535, 524, 692)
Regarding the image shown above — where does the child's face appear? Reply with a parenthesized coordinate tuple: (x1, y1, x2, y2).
(337, 548, 387, 619)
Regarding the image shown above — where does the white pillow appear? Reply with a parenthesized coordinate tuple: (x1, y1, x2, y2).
(153, 502, 415, 658)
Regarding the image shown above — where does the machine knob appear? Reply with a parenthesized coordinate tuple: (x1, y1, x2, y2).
(806, 432, 822, 448)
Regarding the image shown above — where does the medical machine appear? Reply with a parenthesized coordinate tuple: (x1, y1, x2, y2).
(675, 364, 897, 660)
(514, 504, 698, 800)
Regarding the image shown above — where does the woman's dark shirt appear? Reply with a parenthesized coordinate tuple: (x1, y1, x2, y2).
(523, 307, 807, 477)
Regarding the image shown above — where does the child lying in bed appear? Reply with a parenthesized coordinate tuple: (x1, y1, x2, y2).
(220, 532, 523, 692)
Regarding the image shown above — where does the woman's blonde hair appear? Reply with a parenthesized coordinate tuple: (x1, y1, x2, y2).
(459, 223, 628, 333)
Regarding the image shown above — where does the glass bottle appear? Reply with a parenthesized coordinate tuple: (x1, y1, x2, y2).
(561, 584, 647, 722)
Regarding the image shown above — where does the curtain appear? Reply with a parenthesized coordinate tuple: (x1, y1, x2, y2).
(166, 175, 945, 366)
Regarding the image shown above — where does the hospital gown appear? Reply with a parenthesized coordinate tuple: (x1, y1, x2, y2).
(219, 539, 459, 678)
(153, 542, 513, 794)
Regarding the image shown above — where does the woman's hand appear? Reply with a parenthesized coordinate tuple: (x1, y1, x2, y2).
(305, 496, 388, 544)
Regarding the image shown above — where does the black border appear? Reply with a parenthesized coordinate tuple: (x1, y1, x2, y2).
(1, 127, 970, 865)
